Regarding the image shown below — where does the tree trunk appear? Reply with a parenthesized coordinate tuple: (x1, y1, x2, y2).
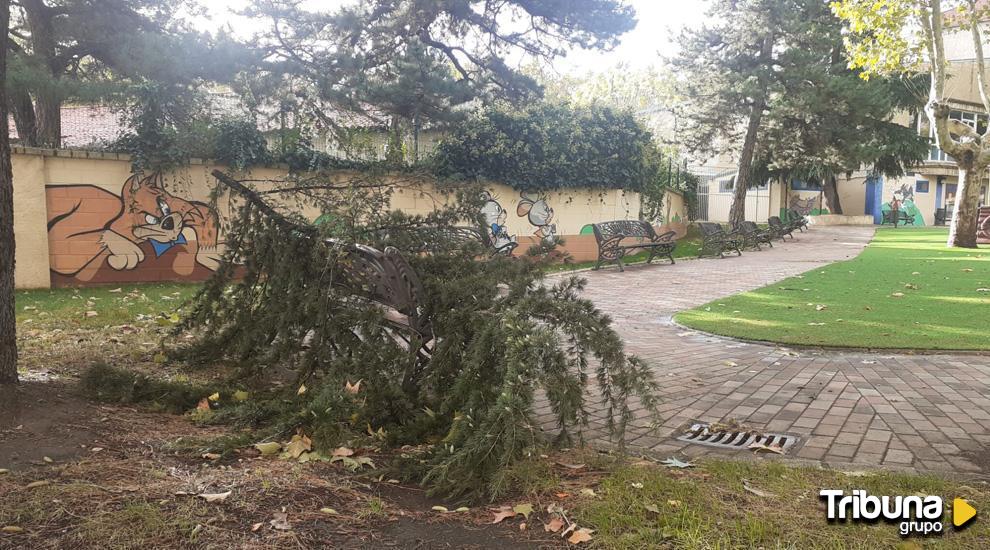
(9, 87, 38, 147)
(0, 0, 18, 385)
(948, 163, 984, 248)
(729, 99, 765, 227)
(823, 175, 843, 215)
(22, 0, 60, 148)
(728, 35, 772, 227)
(34, 92, 61, 147)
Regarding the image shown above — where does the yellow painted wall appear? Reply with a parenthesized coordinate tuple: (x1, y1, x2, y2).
(12, 148, 664, 288)
(12, 154, 51, 288)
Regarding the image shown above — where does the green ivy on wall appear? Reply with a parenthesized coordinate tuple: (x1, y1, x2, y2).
(431, 102, 669, 193)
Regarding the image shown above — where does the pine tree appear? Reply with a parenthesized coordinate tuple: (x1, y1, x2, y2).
(181, 170, 661, 500)
(671, 0, 793, 226)
(8, 0, 250, 147)
(245, 0, 636, 144)
(751, 4, 929, 213)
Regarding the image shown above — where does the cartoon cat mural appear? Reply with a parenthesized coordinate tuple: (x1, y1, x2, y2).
(517, 191, 557, 243)
(479, 191, 518, 253)
(46, 172, 224, 284)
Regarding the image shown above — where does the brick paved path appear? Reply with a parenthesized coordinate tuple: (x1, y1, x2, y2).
(544, 226, 990, 475)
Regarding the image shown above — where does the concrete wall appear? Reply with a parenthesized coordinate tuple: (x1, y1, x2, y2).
(13, 147, 679, 288)
(12, 154, 50, 288)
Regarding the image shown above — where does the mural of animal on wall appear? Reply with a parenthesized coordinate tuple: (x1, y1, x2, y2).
(46, 172, 224, 284)
(788, 194, 819, 216)
(893, 183, 915, 202)
(517, 191, 557, 243)
(479, 191, 517, 252)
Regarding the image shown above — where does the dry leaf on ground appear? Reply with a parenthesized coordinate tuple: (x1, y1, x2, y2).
(269, 512, 291, 530)
(568, 528, 594, 544)
(197, 491, 232, 503)
(491, 506, 517, 524)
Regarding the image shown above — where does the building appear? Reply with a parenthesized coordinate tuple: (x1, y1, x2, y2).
(691, 7, 990, 227)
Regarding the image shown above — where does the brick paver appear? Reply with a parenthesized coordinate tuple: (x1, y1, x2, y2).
(543, 226, 990, 475)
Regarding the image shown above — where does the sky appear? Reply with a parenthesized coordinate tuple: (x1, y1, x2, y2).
(198, 0, 710, 75)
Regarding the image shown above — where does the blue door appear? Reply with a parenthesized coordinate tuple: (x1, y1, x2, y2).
(865, 176, 883, 224)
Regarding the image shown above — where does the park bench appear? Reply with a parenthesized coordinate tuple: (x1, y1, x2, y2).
(334, 240, 432, 342)
(211, 169, 435, 364)
(882, 210, 916, 227)
(767, 216, 796, 240)
(785, 208, 810, 232)
(399, 225, 517, 257)
(697, 222, 744, 258)
(591, 219, 677, 271)
(735, 221, 774, 250)
(379, 225, 519, 256)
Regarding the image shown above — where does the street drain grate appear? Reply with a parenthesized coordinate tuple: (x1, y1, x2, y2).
(676, 423, 799, 452)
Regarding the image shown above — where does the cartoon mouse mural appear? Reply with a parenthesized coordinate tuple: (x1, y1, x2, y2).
(479, 191, 517, 253)
(517, 191, 557, 243)
(46, 172, 224, 283)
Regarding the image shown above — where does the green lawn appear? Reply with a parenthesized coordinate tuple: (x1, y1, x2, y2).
(675, 228, 990, 350)
(575, 459, 989, 549)
(16, 283, 201, 330)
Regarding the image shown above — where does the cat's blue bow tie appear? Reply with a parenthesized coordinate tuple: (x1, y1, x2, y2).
(149, 233, 187, 257)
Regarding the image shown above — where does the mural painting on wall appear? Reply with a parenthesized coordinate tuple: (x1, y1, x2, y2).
(979, 207, 990, 244)
(479, 191, 518, 252)
(517, 191, 557, 243)
(880, 183, 925, 226)
(788, 194, 828, 216)
(46, 172, 224, 284)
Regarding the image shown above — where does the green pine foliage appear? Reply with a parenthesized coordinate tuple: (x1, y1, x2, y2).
(178, 172, 660, 500)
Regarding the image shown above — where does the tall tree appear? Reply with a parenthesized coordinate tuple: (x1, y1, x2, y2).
(245, 0, 637, 150)
(670, 0, 795, 226)
(7, 0, 250, 147)
(1, 0, 16, 385)
(752, 4, 929, 213)
(833, 0, 989, 247)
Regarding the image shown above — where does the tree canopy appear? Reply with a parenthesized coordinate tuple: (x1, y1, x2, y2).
(7, 0, 251, 147)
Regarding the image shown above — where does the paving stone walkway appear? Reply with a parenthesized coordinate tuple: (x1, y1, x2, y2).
(543, 226, 990, 476)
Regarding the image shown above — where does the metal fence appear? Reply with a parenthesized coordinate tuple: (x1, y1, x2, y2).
(688, 165, 774, 223)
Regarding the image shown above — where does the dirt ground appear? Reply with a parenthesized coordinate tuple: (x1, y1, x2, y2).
(0, 381, 556, 549)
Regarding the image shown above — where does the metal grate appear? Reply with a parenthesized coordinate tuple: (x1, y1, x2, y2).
(676, 423, 799, 452)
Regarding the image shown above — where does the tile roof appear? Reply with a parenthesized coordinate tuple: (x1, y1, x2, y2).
(8, 104, 125, 148)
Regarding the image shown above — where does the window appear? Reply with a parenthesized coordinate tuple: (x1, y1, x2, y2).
(949, 110, 989, 134)
(718, 177, 734, 194)
(916, 180, 930, 193)
(791, 179, 821, 191)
